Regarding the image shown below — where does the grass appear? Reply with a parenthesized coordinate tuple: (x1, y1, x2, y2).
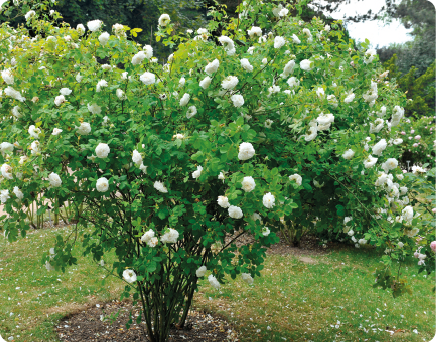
(0, 226, 434, 342)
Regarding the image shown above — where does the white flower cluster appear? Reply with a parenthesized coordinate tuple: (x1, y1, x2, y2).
(161, 228, 179, 244)
(141, 229, 158, 247)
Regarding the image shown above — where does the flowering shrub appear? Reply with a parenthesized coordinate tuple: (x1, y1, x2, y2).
(0, 0, 435, 340)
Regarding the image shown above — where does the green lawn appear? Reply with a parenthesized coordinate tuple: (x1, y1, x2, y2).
(0, 225, 434, 341)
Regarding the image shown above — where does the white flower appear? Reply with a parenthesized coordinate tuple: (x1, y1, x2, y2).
(205, 59, 220, 75)
(300, 59, 313, 71)
(217, 196, 230, 208)
(132, 150, 142, 165)
(199, 76, 212, 89)
(240, 58, 253, 73)
(123, 269, 137, 283)
(411, 165, 426, 174)
(222, 76, 239, 90)
(342, 149, 355, 160)
(313, 180, 324, 188)
(186, 106, 197, 119)
(267, 85, 280, 96)
(363, 155, 378, 168)
(369, 118, 384, 134)
(77, 122, 91, 135)
(344, 93, 355, 103)
(87, 103, 101, 114)
(196, 266, 207, 277)
(218, 172, 225, 180)
(281, 60, 295, 78)
(392, 138, 403, 145)
(238, 142, 255, 160)
(372, 139, 387, 156)
(139, 163, 148, 174)
(231, 94, 244, 108)
(147, 237, 158, 247)
(192, 165, 203, 179)
(241, 176, 256, 192)
(53, 94, 67, 106)
(96, 80, 108, 92)
(75, 73, 83, 83)
(115, 88, 126, 100)
(95, 143, 110, 158)
(289, 174, 302, 186)
(364, 48, 377, 63)
(158, 14, 170, 27)
(25, 10, 36, 20)
(154, 181, 168, 193)
(28, 125, 41, 139)
(98, 32, 110, 45)
(161, 228, 179, 244)
(316, 113, 334, 129)
(13, 186, 23, 200)
(77, 24, 86, 35)
(30, 140, 40, 155)
(304, 126, 318, 142)
(132, 51, 146, 65)
(0, 142, 14, 154)
(1, 69, 14, 85)
(140, 72, 156, 85)
(143, 45, 153, 59)
(121, 72, 129, 80)
(45, 261, 55, 271)
(264, 119, 273, 128)
(247, 46, 255, 54)
(402, 205, 413, 222)
(112, 23, 125, 37)
(208, 274, 220, 290)
(96, 177, 109, 192)
(263, 192, 275, 208)
(218, 36, 236, 55)
(287, 77, 299, 88)
(228, 205, 243, 219)
(274, 36, 286, 49)
(12, 106, 21, 118)
(262, 226, 270, 236)
(180, 93, 190, 106)
(48, 172, 62, 187)
(1, 164, 13, 179)
(385, 158, 398, 170)
(278, 8, 289, 16)
(241, 273, 254, 285)
(247, 26, 262, 38)
(87, 20, 103, 32)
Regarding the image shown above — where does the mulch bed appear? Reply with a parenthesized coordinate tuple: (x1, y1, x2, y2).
(56, 300, 238, 342)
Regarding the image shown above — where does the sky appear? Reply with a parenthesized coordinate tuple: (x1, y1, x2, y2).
(311, 0, 415, 47)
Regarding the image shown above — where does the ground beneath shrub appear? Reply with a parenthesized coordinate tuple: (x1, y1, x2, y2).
(56, 300, 238, 342)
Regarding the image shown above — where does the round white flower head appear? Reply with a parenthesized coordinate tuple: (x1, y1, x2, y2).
(140, 163, 148, 174)
(5, 86, 25, 102)
(186, 106, 197, 119)
(30, 140, 40, 155)
(393, 138, 403, 145)
(363, 155, 378, 168)
(96, 79, 108, 92)
(25, 10, 36, 20)
(247, 26, 262, 38)
(143, 45, 153, 59)
(45, 261, 55, 272)
(140, 72, 156, 85)
(208, 274, 221, 290)
(132, 51, 146, 65)
(13, 186, 23, 200)
(199, 76, 212, 89)
(228, 205, 243, 219)
(196, 266, 207, 277)
(87, 20, 103, 32)
(96, 177, 109, 192)
(60, 88, 72, 96)
(218, 35, 235, 54)
(123, 269, 137, 283)
(76, 73, 83, 83)
(282, 60, 295, 78)
(218, 172, 225, 180)
(154, 181, 168, 193)
(240, 58, 253, 73)
(263, 192, 275, 208)
(289, 173, 302, 186)
(112, 23, 125, 37)
(179, 77, 186, 87)
(12, 106, 21, 118)
(95, 143, 110, 158)
(180, 93, 191, 106)
(385, 158, 398, 170)
(238, 142, 255, 160)
(241, 273, 254, 285)
(77, 122, 92, 135)
(76, 23, 86, 35)
(158, 14, 171, 27)
(205, 59, 220, 75)
(300, 59, 313, 71)
(287, 77, 300, 88)
(98, 32, 110, 45)
(402, 205, 413, 222)
(241, 176, 256, 192)
(217, 196, 230, 208)
(192, 165, 203, 179)
(1, 163, 13, 179)
(54, 95, 66, 106)
(1, 69, 14, 85)
(87, 103, 102, 115)
(372, 139, 387, 156)
(140, 229, 155, 244)
(0, 142, 14, 153)
(48, 172, 62, 187)
(231, 94, 244, 108)
(262, 226, 271, 236)
(116, 88, 126, 100)
(132, 149, 142, 165)
(221, 76, 239, 90)
(28, 125, 41, 139)
(274, 36, 286, 49)
(161, 228, 179, 244)
(279, 8, 289, 16)
(292, 34, 301, 44)
(147, 237, 158, 247)
(344, 93, 355, 104)
(342, 149, 355, 160)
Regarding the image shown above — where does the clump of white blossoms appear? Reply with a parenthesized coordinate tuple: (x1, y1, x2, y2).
(217, 196, 230, 208)
(372, 139, 387, 156)
(87, 19, 103, 32)
(76, 122, 91, 135)
(1, 69, 14, 85)
(28, 125, 41, 139)
(48, 172, 62, 187)
(54, 95, 66, 106)
(241, 273, 254, 285)
(13, 186, 23, 200)
(231, 94, 244, 108)
(158, 14, 170, 27)
(196, 266, 207, 277)
(161, 228, 179, 244)
(287, 76, 299, 88)
(132, 51, 147, 65)
(247, 26, 262, 38)
(141, 230, 158, 247)
(274, 36, 286, 49)
(76, 24, 86, 35)
(289, 174, 302, 186)
(96, 177, 109, 192)
(95, 143, 110, 158)
(241, 176, 256, 192)
(199, 76, 212, 89)
(205, 59, 220, 75)
(344, 93, 355, 103)
(98, 32, 110, 45)
(238, 142, 255, 160)
(140, 72, 156, 85)
(96, 79, 108, 92)
(180, 93, 190, 106)
(208, 274, 221, 290)
(240, 58, 253, 73)
(192, 165, 203, 179)
(221, 76, 239, 90)
(218, 35, 236, 55)
(292, 34, 301, 44)
(262, 226, 271, 236)
(228, 205, 243, 219)
(364, 155, 378, 168)
(132, 149, 143, 165)
(123, 269, 137, 283)
(1, 164, 13, 180)
(263, 192, 275, 208)
(154, 181, 168, 193)
(300, 59, 313, 71)
(342, 149, 355, 160)
(282, 60, 295, 78)
(186, 106, 197, 119)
